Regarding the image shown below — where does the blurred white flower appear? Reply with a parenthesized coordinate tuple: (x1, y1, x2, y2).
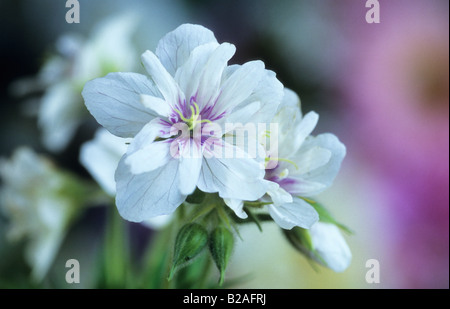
(16, 13, 139, 153)
(82, 24, 284, 222)
(80, 128, 171, 229)
(0, 147, 81, 281)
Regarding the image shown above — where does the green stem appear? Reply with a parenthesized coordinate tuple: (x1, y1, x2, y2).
(103, 207, 128, 288)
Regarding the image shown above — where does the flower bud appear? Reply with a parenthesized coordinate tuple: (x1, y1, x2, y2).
(283, 222, 352, 272)
(209, 226, 234, 285)
(169, 223, 208, 280)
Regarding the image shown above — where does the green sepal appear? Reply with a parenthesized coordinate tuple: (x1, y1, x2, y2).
(301, 198, 353, 234)
(168, 223, 208, 281)
(209, 226, 234, 286)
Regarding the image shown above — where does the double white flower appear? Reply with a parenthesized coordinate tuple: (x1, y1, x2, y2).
(83, 24, 284, 222)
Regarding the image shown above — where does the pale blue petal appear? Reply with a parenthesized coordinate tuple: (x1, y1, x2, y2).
(198, 141, 267, 201)
(214, 60, 265, 115)
(82, 72, 159, 137)
(125, 140, 171, 174)
(115, 157, 185, 222)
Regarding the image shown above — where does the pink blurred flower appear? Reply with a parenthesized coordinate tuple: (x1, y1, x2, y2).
(339, 0, 449, 288)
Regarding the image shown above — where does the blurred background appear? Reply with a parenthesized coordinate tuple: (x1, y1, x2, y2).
(0, 0, 448, 288)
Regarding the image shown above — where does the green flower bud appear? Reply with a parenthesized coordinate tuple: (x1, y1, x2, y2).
(169, 223, 208, 280)
(209, 226, 234, 286)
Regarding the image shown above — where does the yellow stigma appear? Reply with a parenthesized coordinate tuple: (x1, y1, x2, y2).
(173, 101, 211, 130)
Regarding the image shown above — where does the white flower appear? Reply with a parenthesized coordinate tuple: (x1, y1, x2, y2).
(31, 14, 138, 152)
(82, 24, 284, 222)
(0, 147, 79, 281)
(257, 89, 346, 230)
(80, 128, 171, 228)
(307, 222, 352, 272)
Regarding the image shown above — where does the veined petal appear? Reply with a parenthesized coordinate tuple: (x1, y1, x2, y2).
(232, 69, 284, 124)
(221, 101, 261, 128)
(196, 43, 236, 109)
(125, 140, 171, 174)
(115, 157, 185, 222)
(214, 60, 265, 115)
(82, 72, 159, 137)
(156, 24, 218, 76)
(223, 199, 247, 219)
(178, 139, 203, 195)
(175, 42, 220, 99)
(267, 197, 319, 230)
(140, 94, 172, 117)
(141, 50, 184, 107)
(309, 222, 352, 272)
(198, 141, 267, 201)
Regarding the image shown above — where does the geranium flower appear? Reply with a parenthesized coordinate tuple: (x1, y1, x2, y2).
(82, 24, 284, 222)
(231, 89, 346, 230)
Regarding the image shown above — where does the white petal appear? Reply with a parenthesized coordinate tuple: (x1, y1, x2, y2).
(80, 129, 128, 196)
(280, 177, 327, 196)
(266, 181, 293, 206)
(127, 118, 172, 154)
(115, 157, 185, 222)
(198, 141, 267, 201)
(223, 198, 247, 219)
(141, 214, 173, 230)
(293, 133, 346, 196)
(214, 60, 265, 115)
(267, 197, 319, 230)
(82, 72, 159, 137)
(178, 140, 203, 195)
(125, 141, 172, 174)
(196, 43, 236, 109)
(156, 24, 218, 75)
(309, 222, 352, 272)
(233, 69, 284, 124)
(141, 50, 183, 107)
(287, 111, 319, 156)
(175, 42, 220, 99)
(292, 147, 332, 175)
(222, 101, 261, 128)
(140, 94, 173, 117)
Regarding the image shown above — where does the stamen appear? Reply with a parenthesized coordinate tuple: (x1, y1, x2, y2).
(173, 108, 190, 123)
